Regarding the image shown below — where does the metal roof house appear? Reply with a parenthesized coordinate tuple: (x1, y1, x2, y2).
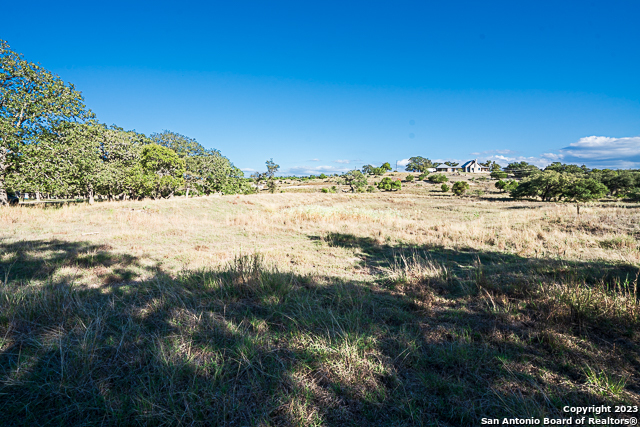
(435, 165, 458, 172)
(460, 159, 489, 173)
(434, 160, 490, 173)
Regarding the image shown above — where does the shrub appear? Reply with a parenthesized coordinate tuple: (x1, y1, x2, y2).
(428, 174, 448, 183)
(378, 177, 401, 191)
(417, 173, 429, 181)
(405, 175, 414, 182)
(441, 183, 449, 192)
(452, 181, 470, 196)
(366, 185, 376, 193)
(490, 171, 508, 180)
(321, 188, 329, 193)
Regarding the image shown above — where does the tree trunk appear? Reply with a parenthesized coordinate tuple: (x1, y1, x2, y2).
(576, 203, 580, 215)
(36, 192, 41, 201)
(185, 187, 190, 198)
(0, 147, 7, 206)
(88, 188, 95, 205)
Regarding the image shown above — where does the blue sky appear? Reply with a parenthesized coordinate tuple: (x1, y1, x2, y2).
(4, 0, 640, 174)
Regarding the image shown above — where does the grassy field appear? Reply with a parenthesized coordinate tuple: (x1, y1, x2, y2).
(1, 179, 639, 426)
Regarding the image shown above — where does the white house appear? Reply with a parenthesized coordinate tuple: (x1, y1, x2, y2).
(460, 159, 490, 173)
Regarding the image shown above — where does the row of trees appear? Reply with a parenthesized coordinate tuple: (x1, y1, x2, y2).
(1, 40, 250, 205)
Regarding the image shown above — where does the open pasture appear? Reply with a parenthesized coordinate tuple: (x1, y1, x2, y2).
(1, 192, 639, 426)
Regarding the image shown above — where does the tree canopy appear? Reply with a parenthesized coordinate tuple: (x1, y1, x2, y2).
(1, 39, 92, 205)
(405, 157, 438, 173)
(1, 40, 250, 204)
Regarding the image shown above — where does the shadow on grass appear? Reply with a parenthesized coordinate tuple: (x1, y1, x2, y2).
(0, 236, 638, 426)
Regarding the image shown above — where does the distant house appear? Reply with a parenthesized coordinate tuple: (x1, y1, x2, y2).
(435, 165, 458, 172)
(434, 159, 490, 173)
(460, 159, 490, 173)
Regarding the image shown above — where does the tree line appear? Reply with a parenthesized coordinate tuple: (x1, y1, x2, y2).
(1, 40, 250, 205)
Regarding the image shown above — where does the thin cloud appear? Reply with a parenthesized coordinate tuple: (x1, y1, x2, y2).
(308, 158, 321, 162)
(333, 159, 350, 164)
(241, 168, 256, 172)
(470, 149, 517, 156)
(285, 165, 352, 176)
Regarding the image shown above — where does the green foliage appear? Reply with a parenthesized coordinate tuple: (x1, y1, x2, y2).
(452, 181, 470, 196)
(140, 144, 186, 198)
(503, 161, 539, 178)
(441, 183, 449, 192)
(366, 185, 376, 192)
(490, 171, 508, 180)
(507, 171, 608, 213)
(149, 130, 205, 158)
(405, 156, 437, 173)
(405, 174, 414, 182)
(0, 39, 92, 205)
(563, 178, 609, 214)
(377, 177, 401, 191)
(509, 170, 571, 201)
(1, 41, 249, 202)
(363, 163, 390, 176)
(417, 173, 429, 180)
(267, 179, 277, 194)
(265, 159, 280, 179)
(444, 161, 459, 167)
(318, 173, 327, 179)
(428, 173, 448, 183)
(479, 160, 501, 171)
(624, 188, 640, 201)
(496, 179, 518, 193)
(340, 170, 368, 192)
(544, 162, 589, 175)
(590, 169, 637, 196)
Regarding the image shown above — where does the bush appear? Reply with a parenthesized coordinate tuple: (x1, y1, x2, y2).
(321, 186, 338, 193)
(366, 185, 376, 193)
(452, 181, 470, 196)
(405, 175, 414, 182)
(441, 183, 449, 192)
(428, 174, 448, 183)
(417, 173, 429, 181)
(378, 177, 401, 191)
(319, 173, 327, 179)
(490, 171, 508, 180)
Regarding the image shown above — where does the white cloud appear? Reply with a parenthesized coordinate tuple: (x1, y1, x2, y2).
(241, 168, 256, 172)
(397, 158, 411, 167)
(470, 149, 516, 156)
(333, 159, 350, 164)
(309, 158, 321, 162)
(561, 136, 640, 160)
(285, 165, 352, 176)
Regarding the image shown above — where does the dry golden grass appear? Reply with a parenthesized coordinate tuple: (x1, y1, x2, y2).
(2, 191, 638, 283)
(1, 188, 639, 425)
